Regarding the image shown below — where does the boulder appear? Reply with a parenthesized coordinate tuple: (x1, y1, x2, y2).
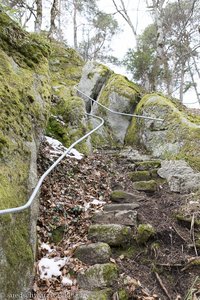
(77, 263, 118, 290)
(88, 224, 133, 246)
(74, 243, 111, 265)
(126, 94, 200, 171)
(91, 74, 141, 147)
(158, 160, 200, 193)
(92, 210, 138, 227)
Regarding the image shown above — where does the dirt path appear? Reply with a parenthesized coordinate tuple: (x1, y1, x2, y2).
(30, 140, 200, 300)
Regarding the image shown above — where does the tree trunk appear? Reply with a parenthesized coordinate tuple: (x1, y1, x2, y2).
(49, 0, 59, 38)
(35, 0, 42, 32)
(73, 0, 78, 50)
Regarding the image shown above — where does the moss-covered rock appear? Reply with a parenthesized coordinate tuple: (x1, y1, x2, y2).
(91, 74, 142, 147)
(77, 263, 118, 290)
(136, 224, 156, 244)
(126, 94, 200, 171)
(110, 189, 145, 203)
(88, 224, 133, 247)
(133, 180, 157, 192)
(128, 170, 151, 182)
(0, 12, 51, 298)
(74, 243, 111, 265)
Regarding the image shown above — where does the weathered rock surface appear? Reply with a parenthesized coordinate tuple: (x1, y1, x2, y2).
(77, 263, 118, 290)
(77, 61, 112, 112)
(74, 289, 113, 300)
(74, 243, 111, 265)
(93, 210, 138, 227)
(88, 224, 133, 246)
(110, 190, 144, 203)
(158, 160, 200, 193)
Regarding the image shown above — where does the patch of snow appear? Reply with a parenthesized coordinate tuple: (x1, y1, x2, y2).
(91, 199, 106, 205)
(44, 136, 83, 160)
(41, 243, 53, 253)
(38, 257, 68, 279)
(61, 276, 73, 286)
(84, 198, 106, 211)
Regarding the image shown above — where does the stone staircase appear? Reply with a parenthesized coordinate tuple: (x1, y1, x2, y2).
(74, 150, 163, 300)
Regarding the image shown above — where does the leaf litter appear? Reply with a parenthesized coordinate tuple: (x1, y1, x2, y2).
(30, 138, 200, 300)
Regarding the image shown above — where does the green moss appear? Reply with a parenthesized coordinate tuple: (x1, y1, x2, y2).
(133, 180, 157, 192)
(118, 289, 129, 300)
(128, 170, 151, 182)
(110, 190, 128, 201)
(136, 224, 155, 244)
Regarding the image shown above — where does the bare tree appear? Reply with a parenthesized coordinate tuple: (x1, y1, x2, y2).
(111, 0, 138, 38)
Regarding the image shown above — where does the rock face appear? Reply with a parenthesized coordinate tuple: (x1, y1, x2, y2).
(126, 94, 200, 171)
(0, 13, 51, 297)
(77, 61, 112, 112)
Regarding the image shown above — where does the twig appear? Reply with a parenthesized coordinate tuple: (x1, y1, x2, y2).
(156, 263, 183, 268)
(190, 213, 198, 256)
(154, 272, 172, 300)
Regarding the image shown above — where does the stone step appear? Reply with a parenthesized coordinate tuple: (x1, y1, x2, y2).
(133, 180, 158, 192)
(134, 160, 161, 171)
(110, 190, 145, 203)
(74, 289, 112, 300)
(77, 263, 118, 290)
(88, 224, 133, 247)
(92, 210, 137, 227)
(74, 242, 111, 265)
(128, 169, 160, 182)
(104, 203, 139, 212)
